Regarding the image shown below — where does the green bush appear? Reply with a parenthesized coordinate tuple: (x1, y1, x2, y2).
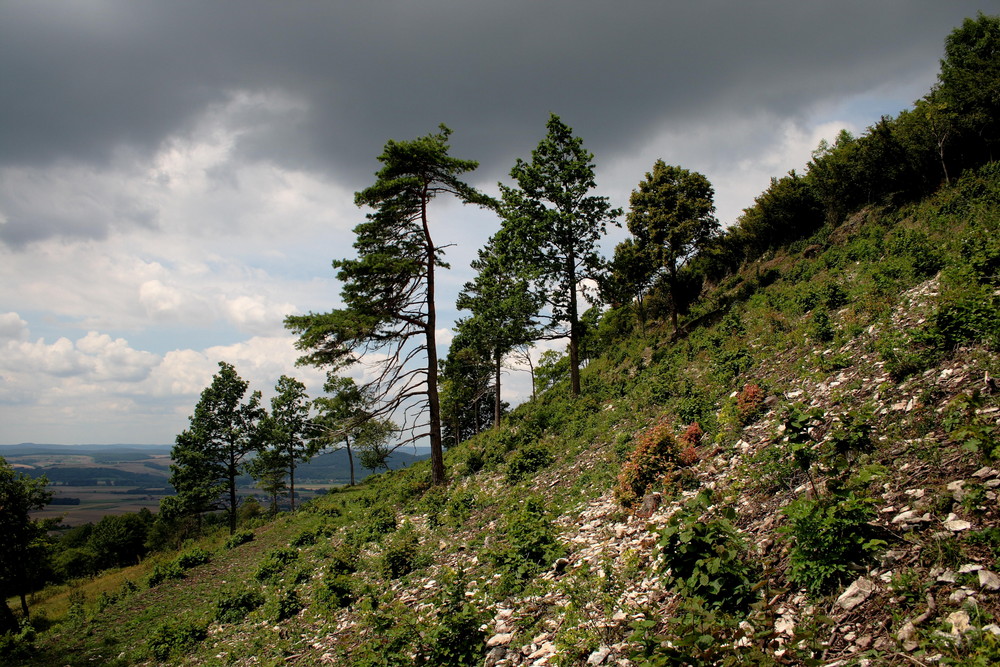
(655, 491, 759, 613)
(270, 587, 302, 622)
(0, 621, 37, 660)
(315, 573, 355, 611)
(781, 490, 885, 596)
(505, 444, 554, 482)
(379, 524, 425, 580)
(173, 546, 211, 569)
(224, 530, 255, 549)
(214, 586, 265, 624)
(147, 618, 207, 661)
(486, 496, 565, 594)
(944, 391, 1000, 463)
(420, 568, 487, 666)
(254, 547, 299, 583)
(146, 560, 185, 587)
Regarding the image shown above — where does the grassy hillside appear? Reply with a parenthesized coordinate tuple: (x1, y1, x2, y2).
(6, 161, 999, 666)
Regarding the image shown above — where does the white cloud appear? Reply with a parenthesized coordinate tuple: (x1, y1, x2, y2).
(0, 312, 28, 341)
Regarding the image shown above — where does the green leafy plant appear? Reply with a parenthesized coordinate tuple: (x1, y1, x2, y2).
(147, 618, 207, 661)
(486, 496, 565, 594)
(224, 529, 255, 549)
(944, 391, 1000, 462)
(214, 586, 265, 624)
(173, 546, 211, 569)
(655, 491, 759, 612)
(254, 546, 299, 583)
(781, 490, 885, 596)
(378, 523, 425, 580)
(506, 443, 555, 482)
(418, 568, 487, 666)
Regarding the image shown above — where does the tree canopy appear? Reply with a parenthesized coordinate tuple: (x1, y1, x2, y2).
(624, 160, 718, 331)
(498, 114, 620, 395)
(162, 361, 265, 534)
(0, 457, 53, 632)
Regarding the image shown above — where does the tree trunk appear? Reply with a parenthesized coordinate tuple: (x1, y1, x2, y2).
(421, 188, 446, 486)
(668, 263, 680, 333)
(289, 459, 296, 511)
(19, 592, 29, 617)
(228, 457, 238, 535)
(494, 352, 502, 428)
(346, 437, 355, 486)
(567, 255, 581, 396)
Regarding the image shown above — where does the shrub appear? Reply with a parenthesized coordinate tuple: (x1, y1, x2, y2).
(379, 524, 424, 580)
(173, 546, 211, 569)
(736, 383, 765, 425)
(944, 391, 1000, 463)
(214, 586, 265, 624)
(147, 619, 207, 661)
(225, 530, 255, 549)
(487, 496, 565, 594)
(419, 568, 487, 667)
(0, 621, 37, 660)
(315, 573, 355, 611)
(270, 587, 302, 622)
(655, 491, 759, 613)
(781, 490, 885, 596)
(615, 418, 678, 508)
(505, 444, 554, 482)
(352, 504, 398, 544)
(254, 547, 299, 583)
(146, 560, 185, 588)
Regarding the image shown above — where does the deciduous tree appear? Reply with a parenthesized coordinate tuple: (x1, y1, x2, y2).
(626, 160, 718, 331)
(0, 457, 53, 632)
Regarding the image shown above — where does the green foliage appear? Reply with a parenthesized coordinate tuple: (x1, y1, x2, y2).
(173, 546, 211, 569)
(505, 443, 554, 482)
(254, 547, 299, 583)
(0, 456, 53, 632)
(269, 587, 303, 622)
(944, 391, 1000, 462)
(315, 573, 355, 612)
(629, 598, 778, 667)
(655, 491, 759, 612)
(486, 496, 565, 594)
(0, 620, 37, 659)
(781, 490, 885, 596)
(214, 586, 265, 624)
(146, 560, 185, 588)
(224, 529, 255, 549)
(420, 568, 487, 667)
(349, 503, 398, 544)
(147, 618, 207, 661)
(378, 523, 425, 580)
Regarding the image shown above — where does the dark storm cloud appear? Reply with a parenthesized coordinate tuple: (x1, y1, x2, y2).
(0, 1, 988, 186)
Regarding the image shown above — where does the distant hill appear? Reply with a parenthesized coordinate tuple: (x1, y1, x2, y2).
(1, 442, 431, 487)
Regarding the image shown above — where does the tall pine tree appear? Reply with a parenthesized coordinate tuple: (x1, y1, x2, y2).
(286, 125, 485, 485)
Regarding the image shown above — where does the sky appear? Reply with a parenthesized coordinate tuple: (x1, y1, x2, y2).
(0, 1, 992, 445)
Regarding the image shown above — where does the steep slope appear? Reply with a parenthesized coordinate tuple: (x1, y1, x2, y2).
(12, 170, 1000, 667)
